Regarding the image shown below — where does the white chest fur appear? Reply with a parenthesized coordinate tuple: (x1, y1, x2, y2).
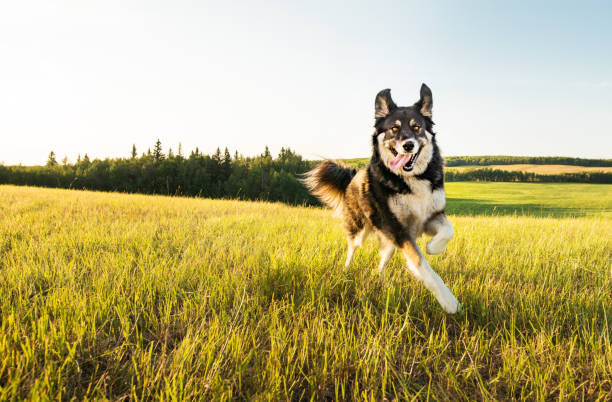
(388, 179, 445, 233)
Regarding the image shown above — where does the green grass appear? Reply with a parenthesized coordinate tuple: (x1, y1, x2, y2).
(0, 183, 611, 400)
(445, 182, 612, 218)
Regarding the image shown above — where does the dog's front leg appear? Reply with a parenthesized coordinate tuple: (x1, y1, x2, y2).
(402, 240, 460, 313)
(425, 213, 454, 255)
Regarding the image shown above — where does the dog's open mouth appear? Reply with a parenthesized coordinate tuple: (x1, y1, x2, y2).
(389, 149, 420, 172)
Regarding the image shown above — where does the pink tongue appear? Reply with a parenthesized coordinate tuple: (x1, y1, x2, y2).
(389, 154, 411, 172)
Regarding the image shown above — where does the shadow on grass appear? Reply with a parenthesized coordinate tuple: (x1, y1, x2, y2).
(446, 197, 590, 218)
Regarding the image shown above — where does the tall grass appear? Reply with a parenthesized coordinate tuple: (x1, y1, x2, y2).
(0, 184, 610, 400)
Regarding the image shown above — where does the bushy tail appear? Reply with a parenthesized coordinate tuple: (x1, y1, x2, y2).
(301, 161, 356, 213)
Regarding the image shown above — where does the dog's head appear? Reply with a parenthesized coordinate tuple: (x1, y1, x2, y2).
(373, 84, 436, 176)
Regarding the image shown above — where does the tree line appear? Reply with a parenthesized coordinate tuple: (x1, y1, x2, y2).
(445, 168, 611, 184)
(338, 155, 612, 169)
(444, 155, 612, 167)
(0, 142, 318, 205)
(1, 142, 610, 206)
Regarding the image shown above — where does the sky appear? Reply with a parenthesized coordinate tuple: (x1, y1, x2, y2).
(1, 1, 611, 165)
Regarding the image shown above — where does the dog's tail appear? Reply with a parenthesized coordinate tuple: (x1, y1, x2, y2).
(301, 160, 356, 214)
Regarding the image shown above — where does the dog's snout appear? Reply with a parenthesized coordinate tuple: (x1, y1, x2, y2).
(403, 141, 416, 152)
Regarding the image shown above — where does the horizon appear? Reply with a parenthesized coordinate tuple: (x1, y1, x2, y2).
(6, 141, 612, 167)
(8, 151, 612, 168)
(1, 1, 611, 165)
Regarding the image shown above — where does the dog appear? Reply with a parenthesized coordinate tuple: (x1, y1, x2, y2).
(303, 84, 460, 313)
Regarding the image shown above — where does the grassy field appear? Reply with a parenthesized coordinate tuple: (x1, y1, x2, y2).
(444, 182, 612, 218)
(447, 164, 612, 174)
(0, 183, 611, 400)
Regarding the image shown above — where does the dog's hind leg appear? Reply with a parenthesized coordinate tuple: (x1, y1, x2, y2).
(401, 240, 460, 314)
(344, 241, 356, 268)
(344, 225, 371, 268)
(377, 234, 396, 277)
(425, 213, 454, 255)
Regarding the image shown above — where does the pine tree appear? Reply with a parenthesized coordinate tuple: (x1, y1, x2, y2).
(153, 139, 164, 162)
(168, 147, 174, 158)
(222, 147, 232, 176)
(62, 156, 68, 166)
(46, 151, 58, 167)
(178, 142, 183, 157)
(264, 146, 271, 158)
(131, 144, 137, 159)
(212, 147, 222, 164)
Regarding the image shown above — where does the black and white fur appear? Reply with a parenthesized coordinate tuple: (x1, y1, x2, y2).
(303, 84, 460, 313)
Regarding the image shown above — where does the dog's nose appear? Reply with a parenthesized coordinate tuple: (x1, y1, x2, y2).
(403, 141, 415, 152)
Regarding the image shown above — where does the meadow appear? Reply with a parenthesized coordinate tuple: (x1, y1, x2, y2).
(0, 183, 610, 400)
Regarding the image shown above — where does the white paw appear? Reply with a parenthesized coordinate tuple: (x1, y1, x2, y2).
(438, 290, 461, 314)
(426, 239, 447, 255)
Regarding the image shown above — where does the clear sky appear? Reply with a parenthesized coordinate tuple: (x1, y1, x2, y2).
(1, 1, 611, 165)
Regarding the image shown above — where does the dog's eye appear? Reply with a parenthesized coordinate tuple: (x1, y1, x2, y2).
(412, 125, 420, 132)
(391, 127, 399, 133)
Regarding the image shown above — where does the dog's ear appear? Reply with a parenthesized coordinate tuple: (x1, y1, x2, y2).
(375, 89, 397, 119)
(415, 83, 433, 117)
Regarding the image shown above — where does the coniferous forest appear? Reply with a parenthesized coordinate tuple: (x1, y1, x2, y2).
(1, 141, 610, 206)
(1, 142, 317, 205)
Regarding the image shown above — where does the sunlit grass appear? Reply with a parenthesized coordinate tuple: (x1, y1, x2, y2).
(445, 182, 612, 218)
(0, 184, 610, 400)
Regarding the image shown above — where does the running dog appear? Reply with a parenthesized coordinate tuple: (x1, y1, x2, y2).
(303, 84, 460, 313)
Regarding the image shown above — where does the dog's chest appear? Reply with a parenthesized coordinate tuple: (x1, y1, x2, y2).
(388, 180, 445, 230)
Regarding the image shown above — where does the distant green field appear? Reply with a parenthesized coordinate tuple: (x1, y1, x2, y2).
(0, 184, 610, 400)
(445, 182, 612, 218)
(340, 157, 370, 169)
